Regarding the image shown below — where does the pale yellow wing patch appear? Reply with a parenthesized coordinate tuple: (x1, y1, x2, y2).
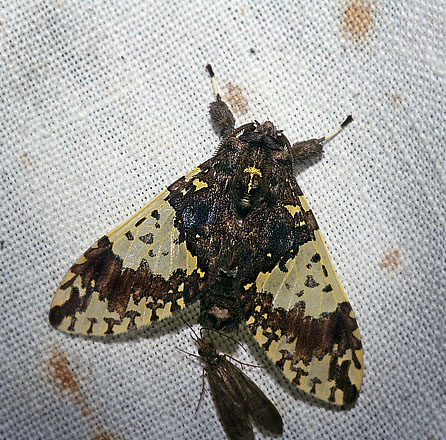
(50, 170, 204, 335)
(108, 191, 196, 277)
(255, 196, 347, 317)
(248, 194, 363, 406)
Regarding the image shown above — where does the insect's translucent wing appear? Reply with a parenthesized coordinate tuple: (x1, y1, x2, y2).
(49, 167, 206, 335)
(206, 362, 254, 440)
(223, 361, 283, 435)
(197, 335, 282, 439)
(246, 193, 363, 406)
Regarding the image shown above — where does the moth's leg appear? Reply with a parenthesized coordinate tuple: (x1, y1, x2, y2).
(206, 64, 235, 137)
(291, 115, 353, 162)
(195, 368, 206, 413)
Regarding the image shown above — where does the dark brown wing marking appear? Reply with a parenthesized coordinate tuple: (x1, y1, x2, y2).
(50, 165, 215, 335)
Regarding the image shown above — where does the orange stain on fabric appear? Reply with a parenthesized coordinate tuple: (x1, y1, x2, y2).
(379, 249, 400, 271)
(48, 350, 91, 416)
(341, 0, 375, 41)
(224, 83, 249, 115)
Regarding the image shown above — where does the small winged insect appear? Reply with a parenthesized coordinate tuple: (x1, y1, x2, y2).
(182, 326, 283, 440)
(50, 64, 363, 406)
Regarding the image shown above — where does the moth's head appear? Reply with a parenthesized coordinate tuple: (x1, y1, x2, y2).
(257, 121, 278, 137)
(239, 120, 291, 150)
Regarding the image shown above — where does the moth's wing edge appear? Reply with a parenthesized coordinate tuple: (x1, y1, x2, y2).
(50, 167, 208, 336)
(246, 192, 363, 406)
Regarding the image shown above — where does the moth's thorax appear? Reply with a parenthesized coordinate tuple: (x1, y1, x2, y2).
(197, 124, 295, 330)
(198, 341, 221, 367)
(203, 353, 221, 368)
(229, 123, 292, 218)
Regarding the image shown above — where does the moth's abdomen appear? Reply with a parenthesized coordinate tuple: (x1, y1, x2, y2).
(198, 275, 242, 331)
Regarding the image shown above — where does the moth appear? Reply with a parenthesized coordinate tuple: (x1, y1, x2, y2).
(191, 331, 283, 440)
(50, 64, 363, 406)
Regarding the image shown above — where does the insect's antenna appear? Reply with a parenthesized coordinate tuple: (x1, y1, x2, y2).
(318, 115, 353, 143)
(199, 326, 209, 341)
(200, 327, 247, 353)
(206, 64, 221, 101)
(180, 317, 200, 343)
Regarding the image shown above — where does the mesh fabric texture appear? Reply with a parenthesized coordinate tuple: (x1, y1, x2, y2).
(1, 1, 445, 439)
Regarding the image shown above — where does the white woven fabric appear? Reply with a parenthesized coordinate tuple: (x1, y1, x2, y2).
(1, 1, 444, 439)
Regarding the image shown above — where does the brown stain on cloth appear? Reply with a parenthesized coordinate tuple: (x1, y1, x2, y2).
(47, 348, 127, 438)
(48, 349, 91, 416)
(340, 0, 376, 41)
(379, 249, 400, 271)
(224, 83, 249, 115)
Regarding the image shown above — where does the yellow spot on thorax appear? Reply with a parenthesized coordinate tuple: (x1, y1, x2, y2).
(177, 297, 185, 307)
(244, 166, 262, 177)
(193, 178, 208, 191)
(178, 283, 184, 292)
(244, 282, 253, 291)
(197, 268, 205, 278)
(244, 166, 262, 193)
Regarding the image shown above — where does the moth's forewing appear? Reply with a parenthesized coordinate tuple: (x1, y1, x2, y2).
(49, 164, 215, 335)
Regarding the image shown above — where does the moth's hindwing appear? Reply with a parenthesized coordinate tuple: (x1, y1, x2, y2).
(246, 192, 363, 406)
(49, 166, 207, 335)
